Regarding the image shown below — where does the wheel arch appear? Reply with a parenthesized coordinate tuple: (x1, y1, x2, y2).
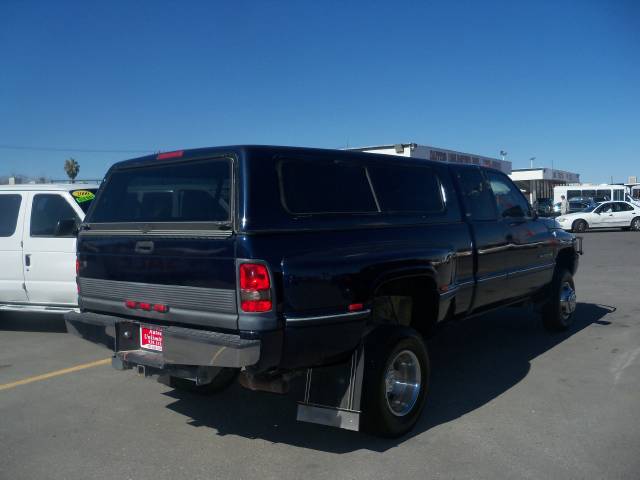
(370, 269, 440, 337)
(555, 247, 578, 276)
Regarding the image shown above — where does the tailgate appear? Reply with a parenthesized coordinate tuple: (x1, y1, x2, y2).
(77, 155, 238, 330)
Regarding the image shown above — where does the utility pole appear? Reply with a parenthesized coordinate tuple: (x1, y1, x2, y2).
(529, 156, 536, 168)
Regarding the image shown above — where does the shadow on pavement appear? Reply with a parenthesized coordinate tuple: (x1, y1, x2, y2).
(0, 312, 68, 333)
(164, 302, 613, 453)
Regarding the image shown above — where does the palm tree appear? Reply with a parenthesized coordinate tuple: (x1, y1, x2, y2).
(64, 158, 80, 183)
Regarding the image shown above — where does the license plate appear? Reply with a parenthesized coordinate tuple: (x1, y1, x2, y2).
(140, 326, 163, 352)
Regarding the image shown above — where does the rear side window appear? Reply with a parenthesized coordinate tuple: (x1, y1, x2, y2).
(0, 194, 22, 237)
(279, 160, 377, 214)
(368, 165, 444, 213)
(70, 189, 97, 213)
(31, 194, 79, 237)
(89, 159, 231, 223)
(454, 168, 497, 221)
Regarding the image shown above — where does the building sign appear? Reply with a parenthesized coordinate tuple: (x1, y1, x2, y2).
(428, 148, 510, 173)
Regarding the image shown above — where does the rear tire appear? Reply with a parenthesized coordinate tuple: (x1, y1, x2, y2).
(169, 368, 239, 395)
(572, 219, 588, 233)
(361, 328, 429, 438)
(631, 217, 640, 231)
(543, 268, 576, 331)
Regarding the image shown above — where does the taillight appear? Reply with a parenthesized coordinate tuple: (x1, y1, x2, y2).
(75, 259, 80, 275)
(156, 150, 183, 160)
(239, 263, 272, 312)
(124, 300, 169, 313)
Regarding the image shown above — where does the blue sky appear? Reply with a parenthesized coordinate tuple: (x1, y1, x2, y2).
(1, 0, 638, 183)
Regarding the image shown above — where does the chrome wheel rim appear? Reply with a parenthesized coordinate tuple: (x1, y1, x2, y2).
(632, 219, 640, 231)
(384, 350, 421, 417)
(559, 281, 576, 322)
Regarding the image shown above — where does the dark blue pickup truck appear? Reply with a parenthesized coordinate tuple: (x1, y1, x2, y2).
(66, 145, 581, 437)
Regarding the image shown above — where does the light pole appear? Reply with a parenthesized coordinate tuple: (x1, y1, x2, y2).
(529, 156, 536, 168)
(500, 150, 507, 161)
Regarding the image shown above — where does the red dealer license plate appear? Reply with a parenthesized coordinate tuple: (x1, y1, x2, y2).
(140, 326, 163, 352)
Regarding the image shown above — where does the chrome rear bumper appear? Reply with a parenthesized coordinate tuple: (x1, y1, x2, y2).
(65, 311, 260, 368)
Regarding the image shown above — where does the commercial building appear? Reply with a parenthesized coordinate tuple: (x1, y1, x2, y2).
(349, 143, 512, 174)
(509, 168, 580, 204)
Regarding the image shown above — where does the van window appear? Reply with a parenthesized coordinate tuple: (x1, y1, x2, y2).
(30, 194, 79, 237)
(485, 171, 531, 218)
(367, 165, 444, 213)
(0, 194, 22, 237)
(567, 190, 581, 199)
(454, 168, 497, 221)
(89, 159, 232, 223)
(280, 160, 378, 214)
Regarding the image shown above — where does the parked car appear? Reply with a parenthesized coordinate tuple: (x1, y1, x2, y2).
(65, 146, 581, 437)
(556, 201, 640, 232)
(0, 183, 99, 313)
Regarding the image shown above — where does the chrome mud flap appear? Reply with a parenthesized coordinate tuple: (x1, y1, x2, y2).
(296, 345, 365, 432)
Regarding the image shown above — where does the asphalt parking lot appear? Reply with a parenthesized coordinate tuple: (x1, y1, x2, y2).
(1, 231, 639, 480)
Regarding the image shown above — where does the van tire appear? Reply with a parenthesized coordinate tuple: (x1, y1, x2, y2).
(631, 217, 640, 231)
(169, 368, 239, 395)
(572, 219, 588, 233)
(360, 327, 429, 438)
(543, 268, 576, 331)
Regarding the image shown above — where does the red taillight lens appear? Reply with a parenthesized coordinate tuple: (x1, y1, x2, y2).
(125, 300, 138, 309)
(240, 263, 270, 290)
(139, 302, 152, 311)
(239, 263, 272, 312)
(76, 259, 80, 275)
(153, 304, 169, 313)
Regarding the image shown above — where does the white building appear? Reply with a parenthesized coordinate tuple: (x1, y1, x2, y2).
(349, 143, 512, 174)
(509, 168, 580, 204)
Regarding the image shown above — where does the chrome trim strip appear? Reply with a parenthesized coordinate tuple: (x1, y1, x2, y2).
(477, 272, 508, 283)
(286, 309, 371, 325)
(508, 263, 555, 276)
(456, 279, 475, 288)
(80, 229, 232, 238)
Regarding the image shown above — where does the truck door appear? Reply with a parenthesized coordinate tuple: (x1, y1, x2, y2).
(484, 170, 555, 298)
(452, 166, 510, 309)
(0, 192, 28, 303)
(22, 192, 81, 306)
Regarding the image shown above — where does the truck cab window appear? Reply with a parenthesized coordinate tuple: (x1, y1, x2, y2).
(455, 168, 497, 221)
(485, 171, 531, 219)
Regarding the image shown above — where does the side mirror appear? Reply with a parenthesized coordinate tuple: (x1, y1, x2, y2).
(55, 218, 79, 237)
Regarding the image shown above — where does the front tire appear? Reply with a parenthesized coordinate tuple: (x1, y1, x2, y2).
(361, 328, 429, 438)
(572, 219, 588, 233)
(169, 368, 239, 395)
(543, 268, 576, 331)
(631, 217, 640, 231)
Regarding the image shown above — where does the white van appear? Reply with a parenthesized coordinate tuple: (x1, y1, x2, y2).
(0, 183, 99, 313)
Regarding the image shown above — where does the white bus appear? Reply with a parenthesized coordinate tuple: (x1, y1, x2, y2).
(553, 184, 625, 204)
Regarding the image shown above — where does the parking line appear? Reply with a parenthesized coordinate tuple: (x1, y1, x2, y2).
(0, 358, 111, 392)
